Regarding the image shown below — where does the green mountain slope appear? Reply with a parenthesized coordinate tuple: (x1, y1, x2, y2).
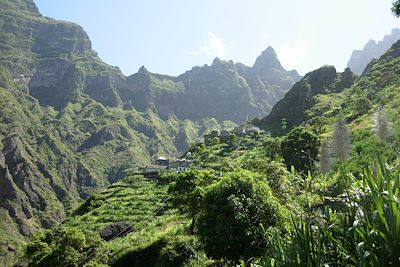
(47, 38, 400, 267)
(0, 1, 235, 263)
(12, 5, 400, 266)
(119, 48, 300, 124)
(255, 37, 400, 151)
(0, 0, 298, 263)
(253, 66, 356, 134)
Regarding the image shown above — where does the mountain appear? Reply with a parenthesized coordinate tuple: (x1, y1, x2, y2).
(19, 39, 400, 265)
(253, 66, 356, 134)
(0, 0, 229, 262)
(0, 0, 299, 263)
(118, 47, 300, 124)
(255, 35, 400, 139)
(0, 0, 299, 125)
(347, 28, 400, 75)
(3, 1, 400, 265)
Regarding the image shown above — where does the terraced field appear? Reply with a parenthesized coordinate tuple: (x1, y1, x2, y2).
(62, 175, 190, 266)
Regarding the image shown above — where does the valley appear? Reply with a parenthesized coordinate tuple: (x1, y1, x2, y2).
(1, 0, 400, 266)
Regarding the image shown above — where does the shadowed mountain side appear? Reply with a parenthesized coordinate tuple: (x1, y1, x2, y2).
(253, 66, 356, 135)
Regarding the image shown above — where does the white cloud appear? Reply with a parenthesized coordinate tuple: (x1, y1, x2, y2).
(276, 40, 310, 71)
(190, 32, 225, 58)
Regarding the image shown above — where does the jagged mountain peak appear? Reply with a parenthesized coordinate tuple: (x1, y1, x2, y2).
(364, 39, 377, 50)
(252, 46, 281, 70)
(347, 28, 400, 75)
(210, 57, 237, 69)
(306, 65, 336, 80)
(138, 65, 150, 74)
(211, 57, 223, 66)
(288, 69, 302, 81)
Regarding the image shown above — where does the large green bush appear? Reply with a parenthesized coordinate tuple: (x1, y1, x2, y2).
(263, 160, 400, 266)
(25, 227, 107, 267)
(167, 169, 219, 233)
(196, 169, 286, 262)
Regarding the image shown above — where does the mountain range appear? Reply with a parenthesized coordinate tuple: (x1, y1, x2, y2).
(347, 28, 400, 75)
(2, 0, 400, 265)
(0, 0, 299, 260)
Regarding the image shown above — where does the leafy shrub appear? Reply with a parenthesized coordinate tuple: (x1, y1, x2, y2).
(263, 160, 400, 266)
(167, 169, 219, 233)
(281, 126, 320, 173)
(158, 235, 200, 267)
(352, 96, 373, 117)
(112, 235, 199, 267)
(25, 227, 107, 267)
(196, 169, 286, 263)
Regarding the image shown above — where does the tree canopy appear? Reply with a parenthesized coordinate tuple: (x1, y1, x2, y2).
(196, 169, 285, 262)
(393, 0, 400, 17)
(281, 126, 320, 173)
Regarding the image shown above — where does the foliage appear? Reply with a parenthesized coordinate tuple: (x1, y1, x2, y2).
(25, 227, 107, 267)
(262, 135, 282, 160)
(263, 159, 400, 266)
(281, 126, 320, 173)
(23, 175, 188, 266)
(157, 235, 200, 267)
(113, 235, 200, 267)
(234, 149, 291, 199)
(331, 113, 351, 162)
(167, 170, 219, 233)
(353, 96, 372, 117)
(392, 0, 400, 17)
(319, 140, 331, 174)
(196, 169, 286, 262)
(374, 107, 392, 143)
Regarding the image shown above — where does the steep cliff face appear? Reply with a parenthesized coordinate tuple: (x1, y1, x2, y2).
(253, 66, 356, 134)
(0, 0, 124, 109)
(122, 47, 300, 124)
(174, 47, 300, 123)
(0, 0, 302, 263)
(347, 28, 400, 75)
(0, 1, 237, 262)
(1, 0, 299, 125)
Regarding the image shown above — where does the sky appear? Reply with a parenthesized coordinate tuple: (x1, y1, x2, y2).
(34, 0, 399, 76)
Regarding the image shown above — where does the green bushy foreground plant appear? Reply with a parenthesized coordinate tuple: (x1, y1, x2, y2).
(261, 159, 400, 267)
(196, 170, 287, 263)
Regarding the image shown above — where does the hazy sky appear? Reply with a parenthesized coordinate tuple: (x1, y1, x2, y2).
(34, 0, 399, 76)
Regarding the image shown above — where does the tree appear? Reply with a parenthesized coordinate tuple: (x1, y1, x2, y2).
(196, 170, 285, 262)
(281, 126, 320, 173)
(392, 0, 400, 17)
(331, 114, 350, 161)
(353, 96, 372, 117)
(167, 170, 218, 234)
(25, 227, 107, 266)
(262, 135, 281, 160)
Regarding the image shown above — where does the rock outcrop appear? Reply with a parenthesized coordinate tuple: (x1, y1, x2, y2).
(347, 28, 400, 75)
(253, 66, 356, 134)
(99, 222, 133, 241)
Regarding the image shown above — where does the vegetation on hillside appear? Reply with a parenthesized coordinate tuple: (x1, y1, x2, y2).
(1, 0, 400, 266)
(18, 28, 400, 266)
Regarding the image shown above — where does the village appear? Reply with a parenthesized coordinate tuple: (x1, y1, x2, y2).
(139, 124, 264, 175)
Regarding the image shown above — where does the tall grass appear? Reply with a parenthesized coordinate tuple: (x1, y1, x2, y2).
(263, 159, 400, 266)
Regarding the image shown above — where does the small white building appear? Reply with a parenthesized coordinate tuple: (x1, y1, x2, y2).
(169, 158, 192, 171)
(140, 164, 168, 174)
(155, 156, 169, 167)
